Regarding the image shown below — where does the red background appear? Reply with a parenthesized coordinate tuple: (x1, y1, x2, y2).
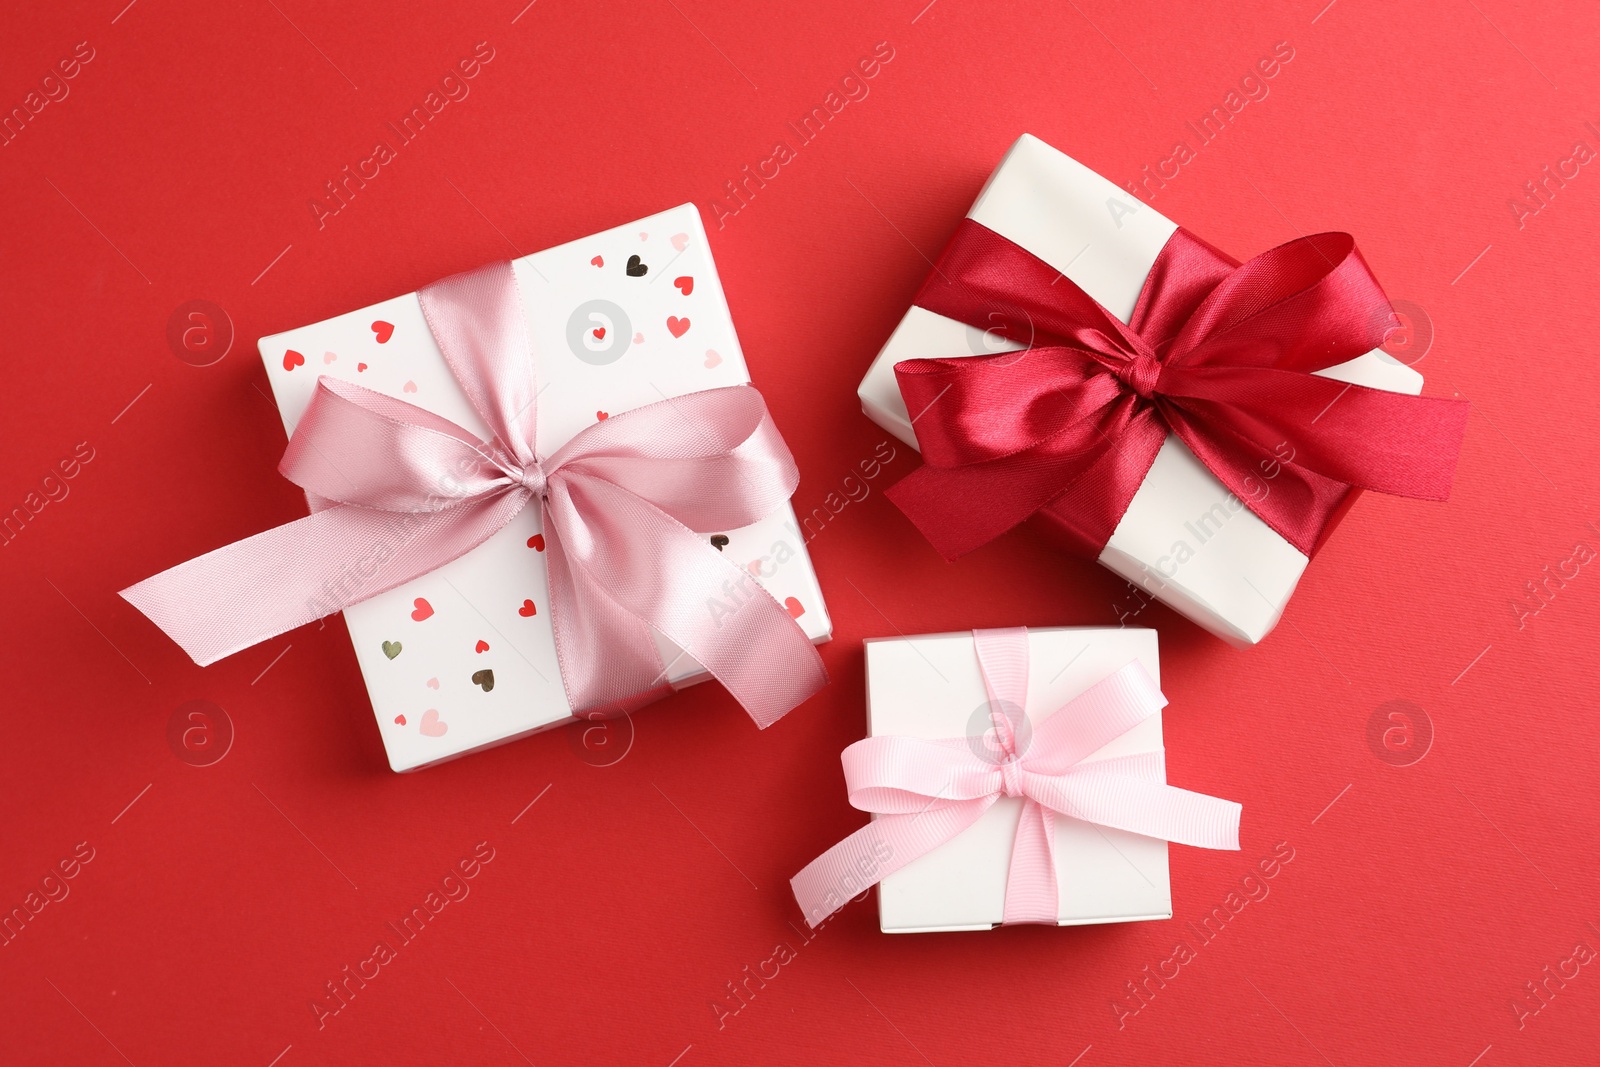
(3, 0, 1597, 1063)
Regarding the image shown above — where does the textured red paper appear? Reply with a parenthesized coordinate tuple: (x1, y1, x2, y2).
(2, 1, 1597, 1064)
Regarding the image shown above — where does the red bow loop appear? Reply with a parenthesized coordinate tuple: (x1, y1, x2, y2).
(886, 219, 1468, 561)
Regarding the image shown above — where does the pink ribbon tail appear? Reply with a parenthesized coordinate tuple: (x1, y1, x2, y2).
(121, 260, 826, 728)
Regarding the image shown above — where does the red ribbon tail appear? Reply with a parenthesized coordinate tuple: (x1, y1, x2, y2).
(887, 458, 1069, 561)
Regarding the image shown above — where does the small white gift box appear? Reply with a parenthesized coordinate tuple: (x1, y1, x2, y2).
(864, 627, 1175, 932)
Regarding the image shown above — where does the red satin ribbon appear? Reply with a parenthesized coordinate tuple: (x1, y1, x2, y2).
(886, 220, 1470, 561)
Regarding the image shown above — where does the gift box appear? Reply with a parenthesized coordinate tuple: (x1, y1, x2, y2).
(857, 134, 1465, 645)
(791, 627, 1240, 933)
(129, 204, 831, 772)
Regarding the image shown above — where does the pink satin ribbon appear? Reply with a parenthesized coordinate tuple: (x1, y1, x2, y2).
(790, 628, 1240, 927)
(122, 260, 827, 728)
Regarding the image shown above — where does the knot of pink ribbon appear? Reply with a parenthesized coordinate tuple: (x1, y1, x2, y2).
(122, 261, 827, 727)
(790, 628, 1241, 927)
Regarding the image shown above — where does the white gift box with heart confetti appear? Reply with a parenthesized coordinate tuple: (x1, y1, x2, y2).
(259, 203, 831, 771)
(857, 134, 1424, 646)
(865, 626, 1171, 932)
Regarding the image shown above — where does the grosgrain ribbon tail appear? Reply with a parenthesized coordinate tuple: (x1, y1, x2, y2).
(974, 627, 1061, 925)
(790, 800, 995, 928)
(1002, 804, 1060, 925)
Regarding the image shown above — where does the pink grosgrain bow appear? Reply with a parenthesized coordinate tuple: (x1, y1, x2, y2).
(791, 628, 1240, 927)
(122, 261, 826, 727)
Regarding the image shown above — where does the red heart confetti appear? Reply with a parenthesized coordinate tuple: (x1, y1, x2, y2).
(282, 349, 305, 371)
(410, 597, 434, 622)
(420, 708, 448, 736)
(371, 320, 394, 343)
(475, 639, 490, 653)
(357, 362, 368, 372)
(527, 534, 545, 551)
(667, 316, 690, 338)
(592, 326, 606, 340)
(394, 714, 406, 725)
(590, 255, 603, 267)
(674, 276, 694, 295)
(596, 410, 609, 420)
(784, 597, 805, 619)
(518, 599, 537, 617)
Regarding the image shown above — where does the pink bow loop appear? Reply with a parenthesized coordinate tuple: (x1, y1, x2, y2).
(282, 376, 521, 512)
(121, 260, 826, 729)
(790, 628, 1240, 928)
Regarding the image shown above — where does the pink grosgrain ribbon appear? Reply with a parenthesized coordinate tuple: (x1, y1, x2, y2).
(121, 260, 827, 727)
(790, 628, 1240, 927)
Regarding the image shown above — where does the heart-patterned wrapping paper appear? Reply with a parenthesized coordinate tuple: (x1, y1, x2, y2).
(259, 203, 832, 771)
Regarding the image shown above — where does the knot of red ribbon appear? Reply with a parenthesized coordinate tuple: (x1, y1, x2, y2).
(885, 220, 1470, 562)
(1113, 347, 1163, 401)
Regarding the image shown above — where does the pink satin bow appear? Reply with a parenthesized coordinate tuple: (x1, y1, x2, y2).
(790, 628, 1240, 927)
(122, 260, 826, 727)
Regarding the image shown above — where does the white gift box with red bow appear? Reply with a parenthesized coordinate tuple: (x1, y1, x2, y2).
(857, 134, 1424, 645)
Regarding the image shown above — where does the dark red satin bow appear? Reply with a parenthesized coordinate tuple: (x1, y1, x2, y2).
(886, 219, 1469, 561)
